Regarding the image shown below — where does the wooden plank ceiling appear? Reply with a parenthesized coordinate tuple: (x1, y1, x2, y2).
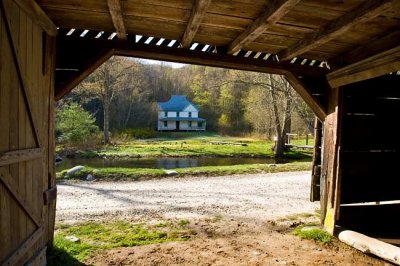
(35, 0, 400, 62)
(34, 0, 400, 113)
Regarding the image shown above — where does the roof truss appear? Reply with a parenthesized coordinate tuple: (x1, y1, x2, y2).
(106, 0, 126, 40)
(227, 0, 300, 55)
(278, 0, 397, 61)
(181, 0, 211, 48)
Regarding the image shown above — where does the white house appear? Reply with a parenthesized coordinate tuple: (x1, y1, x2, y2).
(157, 95, 206, 131)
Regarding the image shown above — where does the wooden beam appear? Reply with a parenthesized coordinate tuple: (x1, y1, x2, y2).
(55, 49, 113, 100)
(55, 36, 329, 100)
(278, 0, 397, 61)
(330, 31, 400, 68)
(338, 229, 400, 265)
(227, 0, 299, 55)
(181, 0, 211, 48)
(0, 148, 43, 167)
(13, 0, 57, 36)
(0, 227, 44, 266)
(327, 46, 400, 88)
(106, 0, 127, 40)
(284, 72, 327, 120)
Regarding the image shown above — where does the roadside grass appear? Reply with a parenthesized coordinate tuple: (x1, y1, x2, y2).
(49, 220, 194, 264)
(57, 162, 312, 180)
(293, 224, 332, 244)
(60, 133, 313, 159)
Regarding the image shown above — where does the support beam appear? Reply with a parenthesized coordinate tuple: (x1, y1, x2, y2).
(227, 0, 300, 55)
(181, 0, 211, 48)
(106, 0, 127, 40)
(55, 49, 113, 100)
(327, 45, 400, 88)
(55, 36, 329, 100)
(278, 0, 397, 61)
(284, 72, 327, 120)
(330, 31, 400, 68)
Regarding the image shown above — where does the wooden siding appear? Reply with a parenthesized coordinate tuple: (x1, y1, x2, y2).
(0, 0, 56, 264)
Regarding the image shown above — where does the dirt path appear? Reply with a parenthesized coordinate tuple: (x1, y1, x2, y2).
(56, 172, 388, 265)
(56, 171, 319, 223)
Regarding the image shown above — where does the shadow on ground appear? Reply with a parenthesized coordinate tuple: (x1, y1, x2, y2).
(47, 246, 86, 266)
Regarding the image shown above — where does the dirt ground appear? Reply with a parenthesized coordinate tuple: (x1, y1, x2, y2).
(57, 171, 390, 265)
(86, 218, 387, 266)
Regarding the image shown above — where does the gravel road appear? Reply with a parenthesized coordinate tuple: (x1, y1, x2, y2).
(56, 171, 319, 223)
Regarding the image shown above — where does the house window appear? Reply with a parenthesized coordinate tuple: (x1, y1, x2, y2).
(189, 121, 192, 127)
(189, 112, 192, 117)
(177, 112, 180, 117)
(164, 121, 168, 127)
(164, 111, 168, 117)
(198, 122, 203, 128)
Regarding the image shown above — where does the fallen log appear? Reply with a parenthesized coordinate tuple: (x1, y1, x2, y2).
(338, 229, 400, 265)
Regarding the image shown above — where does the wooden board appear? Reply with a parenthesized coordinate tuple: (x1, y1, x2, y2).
(0, 0, 56, 264)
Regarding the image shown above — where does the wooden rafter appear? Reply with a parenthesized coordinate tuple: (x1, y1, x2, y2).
(55, 35, 329, 100)
(181, 0, 211, 48)
(278, 0, 397, 61)
(330, 31, 400, 68)
(327, 45, 400, 88)
(227, 0, 300, 55)
(106, 0, 127, 40)
(284, 72, 327, 120)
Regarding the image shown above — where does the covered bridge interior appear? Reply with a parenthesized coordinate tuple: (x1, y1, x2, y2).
(1, 0, 399, 264)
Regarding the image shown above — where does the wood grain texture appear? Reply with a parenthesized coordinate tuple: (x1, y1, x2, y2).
(12, 0, 56, 36)
(327, 46, 400, 88)
(106, 0, 126, 39)
(227, 0, 300, 54)
(278, 0, 398, 60)
(181, 0, 211, 48)
(284, 72, 326, 120)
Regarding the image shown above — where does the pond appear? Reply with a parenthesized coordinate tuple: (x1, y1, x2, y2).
(56, 157, 293, 171)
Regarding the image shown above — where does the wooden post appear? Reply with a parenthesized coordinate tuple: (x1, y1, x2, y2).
(310, 117, 322, 202)
(320, 87, 343, 234)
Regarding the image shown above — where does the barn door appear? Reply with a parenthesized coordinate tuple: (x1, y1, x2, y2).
(0, 0, 56, 264)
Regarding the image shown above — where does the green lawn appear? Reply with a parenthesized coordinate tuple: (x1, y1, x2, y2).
(57, 162, 312, 181)
(49, 220, 193, 264)
(67, 132, 314, 159)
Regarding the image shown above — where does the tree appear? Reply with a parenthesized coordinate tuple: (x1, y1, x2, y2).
(78, 56, 134, 144)
(56, 103, 98, 144)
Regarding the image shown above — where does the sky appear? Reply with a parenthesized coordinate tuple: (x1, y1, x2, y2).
(140, 59, 187, 69)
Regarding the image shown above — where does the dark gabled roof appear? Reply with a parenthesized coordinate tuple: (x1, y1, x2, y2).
(157, 95, 198, 112)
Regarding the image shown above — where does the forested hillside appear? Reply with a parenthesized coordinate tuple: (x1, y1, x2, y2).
(58, 56, 314, 139)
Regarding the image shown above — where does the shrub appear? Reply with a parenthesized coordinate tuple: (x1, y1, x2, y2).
(56, 103, 99, 144)
(120, 128, 157, 139)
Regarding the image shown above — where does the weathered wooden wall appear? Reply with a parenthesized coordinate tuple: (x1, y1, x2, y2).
(0, 0, 56, 264)
(337, 74, 400, 242)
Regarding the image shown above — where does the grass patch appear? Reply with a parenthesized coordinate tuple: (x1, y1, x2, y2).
(293, 224, 332, 244)
(50, 220, 192, 264)
(57, 162, 312, 180)
(58, 133, 313, 160)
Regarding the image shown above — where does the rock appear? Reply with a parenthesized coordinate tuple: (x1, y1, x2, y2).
(268, 164, 277, 167)
(164, 170, 178, 176)
(65, 235, 80, 243)
(65, 165, 85, 177)
(86, 174, 96, 181)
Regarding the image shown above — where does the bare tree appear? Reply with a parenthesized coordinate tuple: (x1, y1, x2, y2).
(78, 56, 134, 144)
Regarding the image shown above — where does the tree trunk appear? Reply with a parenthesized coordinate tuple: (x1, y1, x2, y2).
(103, 100, 110, 144)
(282, 93, 292, 152)
(268, 75, 284, 158)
